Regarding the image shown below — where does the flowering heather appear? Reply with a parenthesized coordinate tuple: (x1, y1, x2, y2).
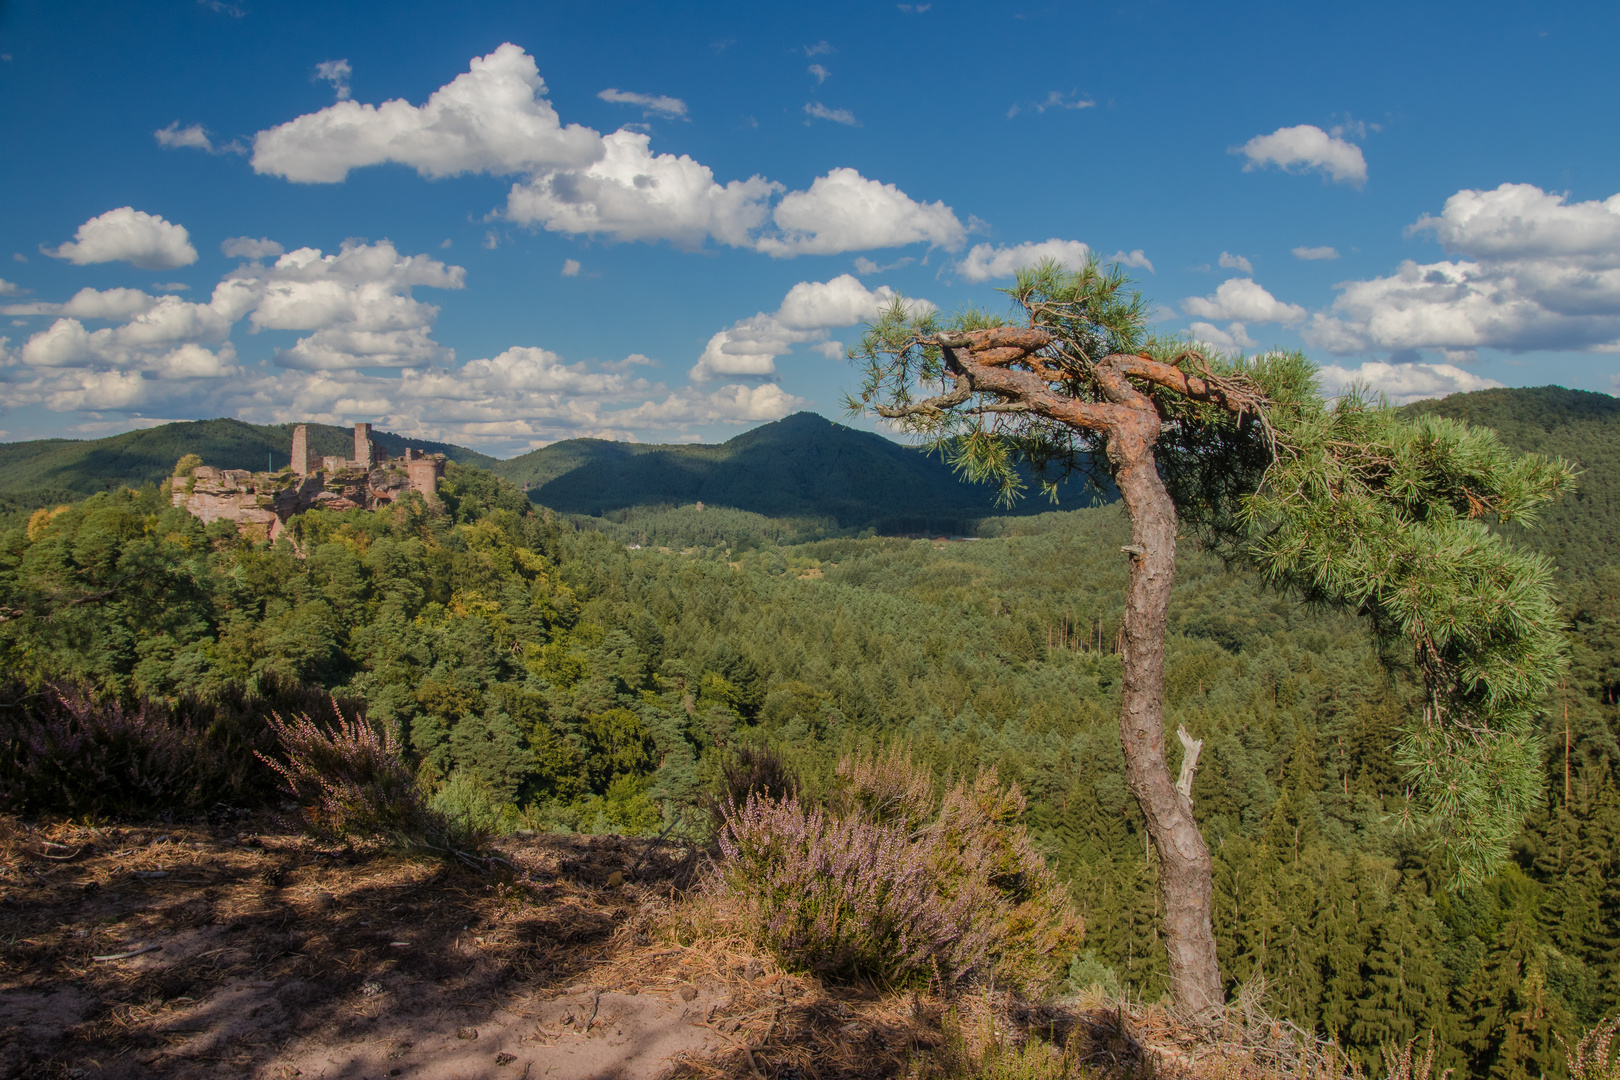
(257, 710, 426, 840)
(715, 749, 1082, 993)
(0, 679, 281, 817)
(0, 676, 367, 818)
(0, 683, 202, 817)
(1564, 1015, 1620, 1080)
(835, 743, 935, 829)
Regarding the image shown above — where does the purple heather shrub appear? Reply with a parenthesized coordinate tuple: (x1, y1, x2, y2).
(0, 679, 283, 817)
(714, 748, 1083, 993)
(834, 743, 935, 829)
(256, 710, 427, 840)
(0, 683, 202, 817)
(0, 675, 363, 819)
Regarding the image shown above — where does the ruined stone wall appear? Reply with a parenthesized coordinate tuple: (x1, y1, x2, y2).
(406, 456, 445, 503)
(173, 422, 450, 540)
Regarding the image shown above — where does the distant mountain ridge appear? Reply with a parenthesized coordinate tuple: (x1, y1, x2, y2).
(1, 389, 1612, 551)
(491, 412, 1110, 534)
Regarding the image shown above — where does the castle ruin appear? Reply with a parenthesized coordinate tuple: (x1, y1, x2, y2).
(173, 422, 447, 541)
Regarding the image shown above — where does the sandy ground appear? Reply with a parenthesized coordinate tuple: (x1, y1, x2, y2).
(0, 816, 746, 1079)
(0, 815, 1259, 1080)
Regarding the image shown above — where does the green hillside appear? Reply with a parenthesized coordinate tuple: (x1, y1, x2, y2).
(0, 418, 497, 505)
(493, 411, 1109, 534)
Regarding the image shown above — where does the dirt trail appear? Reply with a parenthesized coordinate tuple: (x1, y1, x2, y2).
(0, 816, 735, 1079)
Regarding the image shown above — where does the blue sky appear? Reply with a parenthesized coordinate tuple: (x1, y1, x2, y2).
(2, 0, 1617, 454)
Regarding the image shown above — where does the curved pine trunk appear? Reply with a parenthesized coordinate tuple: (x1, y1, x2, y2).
(1111, 424, 1224, 1016)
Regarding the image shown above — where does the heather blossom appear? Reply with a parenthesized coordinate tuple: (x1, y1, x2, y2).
(714, 748, 1082, 992)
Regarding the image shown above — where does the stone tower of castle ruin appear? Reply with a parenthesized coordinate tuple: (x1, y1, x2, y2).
(354, 422, 374, 468)
(290, 424, 311, 475)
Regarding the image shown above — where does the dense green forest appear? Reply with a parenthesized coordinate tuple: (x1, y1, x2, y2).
(1, 386, 1618, 1078)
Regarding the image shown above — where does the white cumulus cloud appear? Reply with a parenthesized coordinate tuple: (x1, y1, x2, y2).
(222, 236, 286, 260)
(154, 122, 242, 156)
(690, 274, 935, 383)
(252, 43, 603, 182)
(15, 282, 246, 377)
(1237, 124, 1367, 187)
(1293, 245, 1340, 261)
(56, 287, 160, 320)
(957, 239, 1090, 282)
(155, 122, 214, 151)
(253, 45, 961, 259)
(505, 129, 779, 249)
(243, 240, 465, 370)
(315, 59, 352, 101)
(804, 102, 857, 125)
(757, 169, 964, 258)
(1183, 277, 1306, 324)
(1315, 361, 1503, 404)
(0, 233, 808, 449)
(955, 239, 1151, 281)
(1187, 321, 1256, 352)
(1410, 182, 1620, 261)
(1305, 184, 1620, 356)
(1007, 90, 1096, 118)
(46, 208, 199, 270)
(10, 239, 462, 381)
(1218, 251, 1253, 275)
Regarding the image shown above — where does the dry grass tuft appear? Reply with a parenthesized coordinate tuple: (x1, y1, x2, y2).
(648, 891, 1365, 1080)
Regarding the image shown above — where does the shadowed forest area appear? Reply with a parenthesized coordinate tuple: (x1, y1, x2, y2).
(2, 386, 1619, 1079)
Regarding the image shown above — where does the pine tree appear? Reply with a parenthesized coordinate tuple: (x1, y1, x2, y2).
(851, 259, 1574, 1010)
(1461, 914, 1570, 1080)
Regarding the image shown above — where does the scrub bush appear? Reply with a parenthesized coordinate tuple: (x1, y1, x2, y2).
(258, 710, 424, 839)
(258, 709, 494, 863)
(0, 675, 362, 818)
(714, 747, 1082, 993)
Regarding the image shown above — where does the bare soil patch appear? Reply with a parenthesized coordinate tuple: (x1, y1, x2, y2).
(0, 815, 732, 1079)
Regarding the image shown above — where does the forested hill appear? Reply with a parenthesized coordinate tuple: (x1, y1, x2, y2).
(0, 418, 496, 507)
(1401, 386, 1620, 580)
(491, 411, 1107, 534)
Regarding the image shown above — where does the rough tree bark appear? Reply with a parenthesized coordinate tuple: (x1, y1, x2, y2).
(1109, 416, 1222, 1017)
(883, 326, 1247, 1015)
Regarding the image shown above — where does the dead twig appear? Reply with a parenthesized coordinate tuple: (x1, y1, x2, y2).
(94, 944, 163, 962)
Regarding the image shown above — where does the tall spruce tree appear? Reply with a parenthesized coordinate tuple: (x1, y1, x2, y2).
(849, 257, 1575, 1013)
